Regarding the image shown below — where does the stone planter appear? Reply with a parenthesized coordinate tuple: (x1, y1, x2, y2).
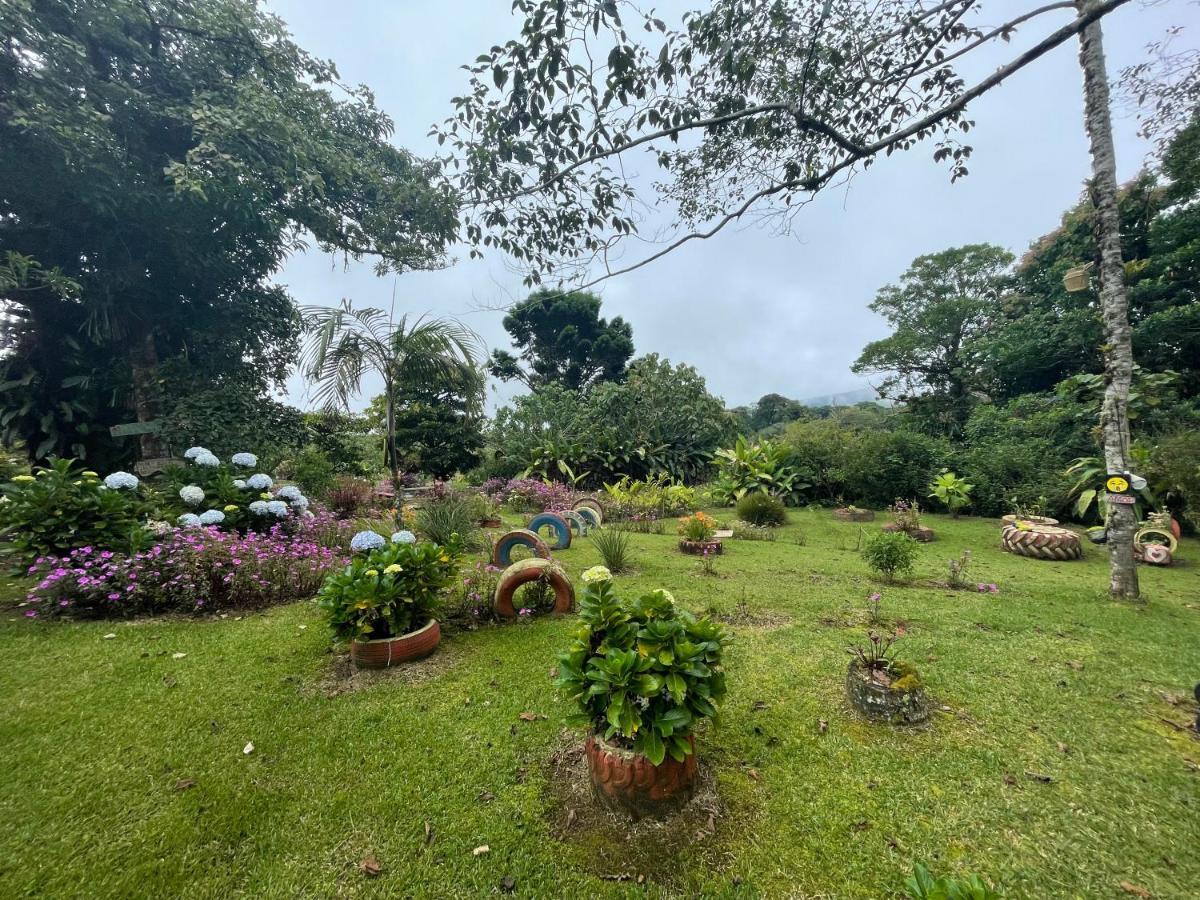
(585, 734, 697, 819)
(350, 619, 440, 668)
(679, 539, 723, 555)
(845, 658, 929, 725)
(833, 507, 875, 522)
(881, 523, 935, 543)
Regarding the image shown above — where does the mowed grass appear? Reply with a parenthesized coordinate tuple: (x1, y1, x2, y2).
(1, 509, 1198, 899)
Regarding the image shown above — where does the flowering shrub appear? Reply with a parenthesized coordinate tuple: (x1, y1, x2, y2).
(318, 537, 464, 641)
(889, 499, 923, 533)
(555, 571, 728, 765)
(500, 478, 572, 513)
(447, 558, 502, 623)
(677, 511, 717, 542)
(160, 451, 309, 532)
(22, 513, 349, 617)
(350, 530, 386, 552)
(0, 458, 148, 564)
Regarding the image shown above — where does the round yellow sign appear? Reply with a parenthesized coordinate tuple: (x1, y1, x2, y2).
(1105, 475, 1130, 493)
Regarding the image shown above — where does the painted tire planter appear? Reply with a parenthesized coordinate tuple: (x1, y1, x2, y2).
(585, 734, 697, 820)
(1134, 525, 1178, 554)
(560, 509, 589, 537)
(881, 523, 936, 543)
(493, 557, 574, 618)
(1001, 514, 1060, 527)
(574, 506, 601, 529)
(528, 512, 572, 550)
(845, 659, 929, 725)
(1137, 543, 1173, 566)
(350, 619, 440, 668)
(572, 497, 604, 525)
(833, 507, 875, 522)
(491, 529, 551, 567)
(679, 539, 723, 555)
(1000, 523, 1082, 560)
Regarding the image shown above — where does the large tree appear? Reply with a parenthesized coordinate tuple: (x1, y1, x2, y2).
(0, 0, 456, 463)
(852, 244, 1013, 436)
(489, 288, 634, 391)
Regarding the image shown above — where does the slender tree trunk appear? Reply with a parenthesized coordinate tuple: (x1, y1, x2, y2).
(129, 331, 164, 460)
(1076, 1, 1139, 600)
(384, 377, 401, 518)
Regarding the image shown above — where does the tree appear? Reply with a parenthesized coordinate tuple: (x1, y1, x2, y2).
(852, 244, 1013, 436)
(0, 0, 457, 463)
(437, 0, 1131, 287)
(489, 289, 634, 391)
(301, 301, 483, 494)
(746, 393, 807, 433)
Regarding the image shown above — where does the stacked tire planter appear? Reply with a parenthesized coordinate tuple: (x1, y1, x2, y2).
(845, 659, 929, 725)
(493, 557, 575, 619)
(350, 619, 441, 669)
(1000, 521, 1082, 560)
(527, 512, 573, 550)
(585, 734, 697, 820)
(492, 529, 552, 567)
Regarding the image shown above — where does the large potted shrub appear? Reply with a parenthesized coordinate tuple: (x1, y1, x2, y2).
(677, 511, 721, 555)
(555, 568, 728, 819)
(318, 535, 463, 667)
(846, 631, 929, 725)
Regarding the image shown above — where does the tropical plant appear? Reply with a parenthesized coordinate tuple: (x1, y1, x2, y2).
(928, 470, 973, 517)
(416, 495, 481, 550)
(735, 492, 787, 527)
(590, 526, 634, 574)
(302, 300, 482, 496)
(862, 531, 920, 583)
(603, 475, 696, 520)
(713, 436, 806, 504)
(1065, 455, 1152, 522)
(318, 537, 463, 641)
(677, 512, 717, 543)
(903, 862, 1001, 900)
(554, 572, 727, 765)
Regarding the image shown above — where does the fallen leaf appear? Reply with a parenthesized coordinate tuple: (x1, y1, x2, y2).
(518, 711, 543, 722)
(746, 767, 760, 782)
(1057, 742, 1071, 754)
(1003, 773, 1017, 786)
(424, 821, 434, 845)
(298, 624, 307, 630)
(1119, 881, 1152, 898)
(172, 652, 187, 660)
(243, 742, 254, 755)
(818, 719, 828, 734)
(476, 790, 495, 804)
(173, 778, 196, 791)
(752, 700, 768, 712)
(359, 856, 383, 877)
(1066, 660, 1084, 671)
(472, 844, 490, 857)
(1025, 771, 1054, 784)
(565, 808, 577, 829)
(103, 633, 116, 640)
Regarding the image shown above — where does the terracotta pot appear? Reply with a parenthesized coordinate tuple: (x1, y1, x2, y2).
(679, 539, 723, 555)
(350, 619, 440, 668)
(845, 659, 929, 725)
(585, 734, 697, 819)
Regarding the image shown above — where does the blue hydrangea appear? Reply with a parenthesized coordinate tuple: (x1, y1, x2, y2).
(103, 471, 139, 491)
(179, 485, 205, 506)
(289, 495, 310, 512)
(275, 485, 303, 502)
(248, 500, 270, 515)
(350, 530, 386, 552)
(177, 513, 202, 527)
(199, 509, 226, 526)
(231, 452, 258, 468)
(246, 473, 273, 490)
(391, 530, 417, 544)
(183, 446, 209, 460)
(265, 500, 289, 517)
(233, 479, 247, 490)
(194, 452, 220, 468)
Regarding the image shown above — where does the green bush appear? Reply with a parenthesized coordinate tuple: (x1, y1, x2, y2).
(735, 492, 787, 526)
(713, 436, 806, 504)
(861, 530, 920, 582)
(904, 862, 1000, 900)
(841, 431, 950, 508)
(1146, 429, 1200, 527)
(416, 495, 482, 549)
(781, 418, 860, 503)
(554, 571, 727, 765)
(589, 525, 633, 573)
(0, 458, 148, 564)
(282, 445, 336, 497)
(162, 386, 310, 459)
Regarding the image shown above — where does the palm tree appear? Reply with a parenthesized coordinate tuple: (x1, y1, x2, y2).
(301, 299, 483, 498)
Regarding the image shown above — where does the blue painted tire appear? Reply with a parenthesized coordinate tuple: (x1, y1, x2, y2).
(560, 509, 589, 537)
(492, 529, 551, 567)
(574, 506, 601, 529)
(573, 498, 604, 525)
(528, 512, 572, 550)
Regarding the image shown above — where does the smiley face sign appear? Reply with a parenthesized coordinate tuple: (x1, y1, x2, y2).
(1105, 474, 1131, 494)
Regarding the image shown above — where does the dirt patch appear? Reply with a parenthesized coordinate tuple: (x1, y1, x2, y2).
(306, 644, 464, 698)
(710, 601, 792, 629)
(542, 736, 741, 887)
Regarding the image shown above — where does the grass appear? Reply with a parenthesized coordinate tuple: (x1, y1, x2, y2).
(1, 508, 1198, 898)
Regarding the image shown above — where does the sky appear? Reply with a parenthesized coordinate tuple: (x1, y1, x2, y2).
(265, 0, 1195, 413)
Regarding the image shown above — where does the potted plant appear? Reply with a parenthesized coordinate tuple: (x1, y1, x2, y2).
(881, 499, 935, 542)
(555, 568, 728, 819)
(677, 511, 721, 555)
(318, 536, 463, 668)
(846, 631, 928, 725)
(833, 504, 874, 522)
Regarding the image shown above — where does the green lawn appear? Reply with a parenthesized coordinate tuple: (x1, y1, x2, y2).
(1, 509, 1198, 899)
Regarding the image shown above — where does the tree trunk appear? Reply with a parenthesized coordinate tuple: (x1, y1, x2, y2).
(129, 331, 164, 460)
(1076, 1, 1139, 600)
(384, 379, 401, 519)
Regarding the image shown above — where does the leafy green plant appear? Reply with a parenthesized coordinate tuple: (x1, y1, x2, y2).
(731, 521, 779, 542)
(281, 445, 336, 497)
(317, 537, 463, 641)
(735, 492, 787, 527)
(862, 530, 919, 582)
(904, 862, 1001, 900)
(416, 495, 481, 549)
(677, 511, 717, 542)
(0, 458, 148, 564)
(602, 474, 696, 519)
(555, 572, 727, 765)
(590, 526, 634, 573)
(713, 436, 806, 504)
(1065, 455, 1152, 522)
(928, 469, 973, 517)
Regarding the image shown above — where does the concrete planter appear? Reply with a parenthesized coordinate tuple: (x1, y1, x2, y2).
(846, 658, 929, 725)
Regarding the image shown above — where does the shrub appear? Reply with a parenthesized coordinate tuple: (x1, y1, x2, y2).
(1146, 429, 1200, 527)
(416, 495, 481, 549)
(445, 558, 502, 624)
(735, 492, 787, 527)
(281, 445, 336, 497)
(927, 469, 973, 517)
(161, 385, 310, 460)
(0, 458, 148, 564)
(501, 478, 572, 513)
(781, 419, 860, 503)
(903, 862, 1000, 900)
(326, 475, 374, 518)
(554, 571, 727, 765)
(713, 436, 806, 504)
(318, 537, 463, 641)
(590, 525, 633, 573)
(158, 448, 313, 531)
(731, 521, 779, 541)
(841, 431, 950, 508)
(677, 511, 717, 542)
(862, 530, 919, 582)
(602, 475, 696, 519)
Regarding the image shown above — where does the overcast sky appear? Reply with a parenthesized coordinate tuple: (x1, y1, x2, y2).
(265, 0, 1194, 413)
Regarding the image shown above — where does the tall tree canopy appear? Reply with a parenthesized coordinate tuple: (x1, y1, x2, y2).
(0, 0, 457, 462)
(852, 244, 1013, 435)
(489, 288, 634, 391)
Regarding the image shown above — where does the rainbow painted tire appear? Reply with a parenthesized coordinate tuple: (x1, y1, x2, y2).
(560, 509, 589, 537)
(492, 529, 551, 567)
(572, 498, 604, 526)
(493, 558, 575, 619)
(574, 506, 601, 529)
(528, 512, 572, 550)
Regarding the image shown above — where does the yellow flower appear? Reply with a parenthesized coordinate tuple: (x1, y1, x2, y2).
(439, 554, 449, 562)
(365, 569, 379, 577)
(224, 505, 239, 512)
(82, 471, 99, 478)
(581, 565, 612, 584)
(354, 600, 370, 610)
(260, 492, 271, 500)
(12, 475, 35, 483)
(72, 481, 82, 486)
(384, 564, 402, 574)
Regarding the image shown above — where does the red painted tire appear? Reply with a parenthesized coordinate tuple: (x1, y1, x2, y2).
(585, 734, 697, 819)
(350, 619, 440, 668)
(493, 558, 574, 618)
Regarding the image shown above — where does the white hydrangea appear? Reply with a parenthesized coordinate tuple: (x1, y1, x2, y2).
(246, 473, 273, 490)
(179, 485, 205, 506)
(248, 500, 270, 515)
(351, 530, 386, 552)
(265, 500, 289, 517)
(103, 471, 139, 491)
(275, 485, 303, 501)
(302, 510, 315, 520)
(194, 452, 220, 468)
(177, 513, 202, 527)
(581, 565, 613, 584)
(183, 447, 209, 460)
(289, 495, 310, 512)
(231, 452, 258, 468)
(199, 509, 226, 526)
(233, 479, 247, 490)
(391, 530, 417, 544)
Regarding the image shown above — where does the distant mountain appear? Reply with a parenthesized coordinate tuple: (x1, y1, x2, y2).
(797, 387, 886, 408)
